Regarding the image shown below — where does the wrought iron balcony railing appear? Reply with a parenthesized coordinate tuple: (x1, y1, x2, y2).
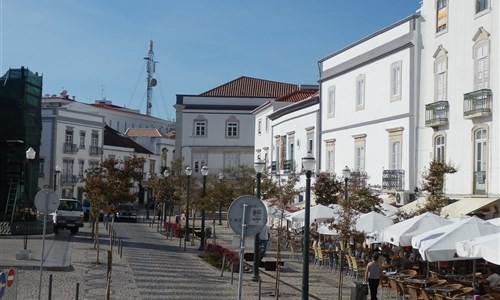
(283, 159, 294, 172)
(89, 145, 103, 156)
(464, 89, 492, 118)
(60, 174, 78, 184)
(382, 169, 405, 191)
(425, 101, 449, 127)
(63, 143, 79, 154)
(271, 161, 277, 173)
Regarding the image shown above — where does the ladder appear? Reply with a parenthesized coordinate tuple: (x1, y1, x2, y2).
(4, 178, 20, 224)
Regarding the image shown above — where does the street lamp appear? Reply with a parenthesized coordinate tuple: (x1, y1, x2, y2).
(218, 172, 224, 225)
(24, 147, 36, 250)
(338, 165, 351, 300)
(252, 156, 265, 282)
(301, 152, 315, 300)
(199, 166, 209, 251)
(163, 169, 169, 224)
(53, 164, 61, 192)
(184, 166, 192, 251)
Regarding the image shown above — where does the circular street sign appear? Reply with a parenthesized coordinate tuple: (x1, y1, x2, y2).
(7, 268, 14, 288)
(0, 272, 6, 298)
(227, 195, 267, 237)
(34, 189, 60, 213)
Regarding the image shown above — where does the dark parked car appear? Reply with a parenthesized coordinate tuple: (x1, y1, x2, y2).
(115, 204, 138, 222)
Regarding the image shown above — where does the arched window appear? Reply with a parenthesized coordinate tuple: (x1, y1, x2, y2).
(434, 135, 445, 161)
(473, 127, 488, 194)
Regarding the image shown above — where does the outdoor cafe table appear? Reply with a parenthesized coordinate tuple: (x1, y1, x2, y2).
(425, 286, 459, 297)
(385, 272, 411, 279)
(404, 278, 435, 288)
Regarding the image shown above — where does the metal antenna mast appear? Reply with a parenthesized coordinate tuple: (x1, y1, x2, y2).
(144, 40, 157, 116)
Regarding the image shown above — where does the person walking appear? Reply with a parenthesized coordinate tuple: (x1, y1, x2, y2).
(364, 253, 383, 300)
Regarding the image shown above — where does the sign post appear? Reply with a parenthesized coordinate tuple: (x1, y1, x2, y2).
(0, 272, 6, 299)
(34, 189, 59, 300)
(6, 268, 14, 288)
(227, 195, 267, 300)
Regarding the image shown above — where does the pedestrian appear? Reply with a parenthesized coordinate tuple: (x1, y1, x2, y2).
(259, 224, 270, 261)
(364, 253, 383, 300)
(156, 202, 162, 221)
(482, 266, 500, 287)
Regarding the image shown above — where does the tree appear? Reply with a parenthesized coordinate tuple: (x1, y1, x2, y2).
(417, 159, 457, 216)
(83, 155, 145, 263)
(312, 172, 342, 206)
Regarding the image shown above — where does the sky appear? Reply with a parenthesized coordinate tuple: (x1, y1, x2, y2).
(1, 1, 418, 121)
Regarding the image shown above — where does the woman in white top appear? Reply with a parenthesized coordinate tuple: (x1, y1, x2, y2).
(364, 253, 383, 300)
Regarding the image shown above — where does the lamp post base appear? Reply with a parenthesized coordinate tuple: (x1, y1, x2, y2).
(16, 249, 33, 260)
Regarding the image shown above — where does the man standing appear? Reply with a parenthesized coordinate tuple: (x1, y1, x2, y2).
(259, 224, 270, 260)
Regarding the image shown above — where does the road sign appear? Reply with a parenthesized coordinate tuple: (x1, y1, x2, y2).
(227, 195, 267, 237)
(6, 268, 14, 288)
(0, 271, 5, 298)
(34, 189, 60, 213)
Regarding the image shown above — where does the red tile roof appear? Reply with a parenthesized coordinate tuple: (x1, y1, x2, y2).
(200, 76, 299, 98)
(276, 89, 319, 103)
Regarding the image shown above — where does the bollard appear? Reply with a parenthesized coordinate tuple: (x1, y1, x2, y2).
(75, 282, 79, 300)
(118, 238, 121, 255)
(113, 230, 116, 247)
(48, 274, 53, 300)
(220, 255, 226, 277)
(258, 277, 262, 300)
(120, 240, 123, 259)
(230, 263, 234, 285)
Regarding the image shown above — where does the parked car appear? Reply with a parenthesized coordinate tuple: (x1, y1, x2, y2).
(51, 199, 84, 234)
(115, 204, 138, 222)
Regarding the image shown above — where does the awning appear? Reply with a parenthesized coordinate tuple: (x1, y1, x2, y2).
(441, 197, 499, 218)
(397, 196, 427, 213)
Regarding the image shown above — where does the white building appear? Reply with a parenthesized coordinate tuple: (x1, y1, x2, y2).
(318, 15, 421, 202)
(125, 128, 175, 174)
(63, 99, 174, 134)
(175, 76, 299, 176)
(416, 0, 499, 217)
(41, 104, 105, 200)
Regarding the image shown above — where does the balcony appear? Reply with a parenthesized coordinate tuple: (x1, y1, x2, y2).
(464, 89, 492, 119)
(425, 101, 449, 127)
(271, 161, 277, 173)
(63, 143, 79, 154)
(89, 145, 103, 156)
(382, 169, 405, 191)
(283, 159, 294, 172)
(60, 174, 78, 185)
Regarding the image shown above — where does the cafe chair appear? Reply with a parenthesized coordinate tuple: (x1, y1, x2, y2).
(420, 288, 433, 300)
(482, 293, 500, 299)
(442, 283, 462, 290)
(396, 279, 410, 300)
(388, 277, 400, 299)
(350, 256, 366, 279)
(447, 287, 473, 299)
(429, 279, 448, 286)
(400, 269, 418, 278)
(407, 285, 424, 300)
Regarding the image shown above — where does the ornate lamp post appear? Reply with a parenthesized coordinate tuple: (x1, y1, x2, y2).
(251, 157, 265, 282)
(184, 166, 192, 251)
(218, 172, 224, 225)
(163, 169, 169, 223)
(301, 152, 315, 300)
(23, 147, 36, 251)
(199, 166, 209, 250)
(338, 165, 351, 300)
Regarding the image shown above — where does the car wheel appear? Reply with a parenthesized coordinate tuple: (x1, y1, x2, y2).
(70, 228, 79, 234)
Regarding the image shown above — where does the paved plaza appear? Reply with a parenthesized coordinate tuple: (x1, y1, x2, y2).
(0, 216, 371, 299)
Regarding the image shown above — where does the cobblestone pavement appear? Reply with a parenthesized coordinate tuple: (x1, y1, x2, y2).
(3, 218, 380, 300)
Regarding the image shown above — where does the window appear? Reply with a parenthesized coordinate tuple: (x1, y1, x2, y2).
(193, 153, 207, 173)
(390, 141, 401, 170)
(79, 131, 86, 149)
(390, 62, 402, 101)
(91, 132, 98, 147)
(325, 140, 335, 174)
(265, 118, 269, 132)
(353, 135, 366, 171)
(78, 160, 84, 178)
(149, 160, 155, 175)
(88, 161, 99, 173)
(473, 127, 488, 194)
(306, 127, 315, 155)
(387, 128, 403, 170)
(436, 0, 448, 33)
(224, 153, 239, 170)
(65, 129, 73, 144)
(194, 120, 207, 137)
(327, 86, 335, 117)
(476, 0, 489, 14)
(63, 159, 74, 177)
(434, 56, 448, 102)
(356, 75, 365, 110)
(279, 136, 287, 170)
(39, 158, 45, 177)
(474, 41, 489, 90)
(226, 122, 238, 138)
(258, 119, 262, 134)
(434, 135, 445, 161)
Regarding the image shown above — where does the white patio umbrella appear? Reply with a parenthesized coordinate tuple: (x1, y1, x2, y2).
(318, 223, 338, 235)
(380, 203, 398, 217)
(380, 212, 452, 246)
(411, 216, 500, 262)
(355, 211, 393, 233)
(455, 232, 500, 265)
(487, 217, 500, 227)
(288, 204, 339, 225)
